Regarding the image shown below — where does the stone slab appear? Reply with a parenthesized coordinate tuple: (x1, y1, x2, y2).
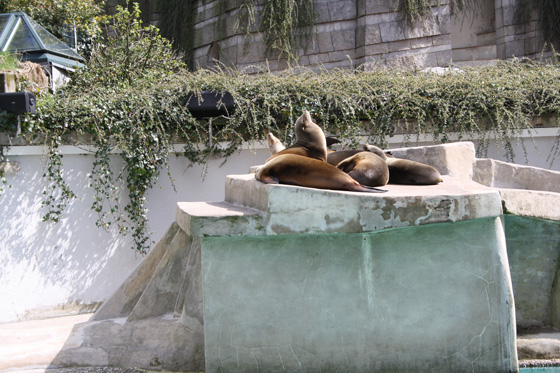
(221, 173, 502, 235)
(501, 189, 560, 221)
(92, 223, 181, 321)
(50, 315, 204, 371)
(388, 141, 476, 179)
(518, 333, 560, 360)
(475, 158, 560, 193)
(176, 201, 264, 237)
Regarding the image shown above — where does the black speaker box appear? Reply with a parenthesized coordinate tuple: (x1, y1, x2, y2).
(0, 92, 37, 114)
(185, 91, 235, 118)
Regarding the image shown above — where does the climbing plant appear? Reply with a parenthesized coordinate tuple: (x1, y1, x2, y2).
(28, 2, 185, 253)
(154, 0, 316, 65)
(3, 2, 560, 253)
(400, 0, 560, 48)
(259, 0, 316, 58)
(157, 0, 194, 68)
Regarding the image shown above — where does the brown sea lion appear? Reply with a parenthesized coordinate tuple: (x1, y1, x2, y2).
(361, 144, 389, 160)
(267, 133, 286, 155)
(326, 136, 341, 147)
(335, 152, 389, 187)
(267, 111, 327, 162)
(385, 157, 443, 185)
(362, 144, 442, 185)
(256, 154, 387, 193)
(327, 145, 388, 165)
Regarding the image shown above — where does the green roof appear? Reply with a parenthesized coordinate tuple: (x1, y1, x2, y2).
(0, 12, 85, 68)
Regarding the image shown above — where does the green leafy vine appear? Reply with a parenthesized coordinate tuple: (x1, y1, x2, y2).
(2, 3, 560, 253)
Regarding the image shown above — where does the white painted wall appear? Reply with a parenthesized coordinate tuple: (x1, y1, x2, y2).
(1, 127, 559, 323)
(0, 143, 269, 323)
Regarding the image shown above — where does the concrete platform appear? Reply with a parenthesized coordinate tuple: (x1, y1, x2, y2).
(2, 313, 560, 372)
(5, 141, 560, 372)
(0, 314, 92, 372)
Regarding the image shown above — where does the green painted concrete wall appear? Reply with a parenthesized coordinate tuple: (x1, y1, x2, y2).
(505, 215, 560, 330)
(201, 217, 517, 371)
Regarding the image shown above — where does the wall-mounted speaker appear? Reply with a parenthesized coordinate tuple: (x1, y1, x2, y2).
(0, 92, 37, 114)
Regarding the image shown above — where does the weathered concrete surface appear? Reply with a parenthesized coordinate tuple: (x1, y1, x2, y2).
(92, 223, 181, 321)
(387, 141, 476, 179)
(504, 215, 560, 330)
(37, 142, 528, 371)
(518, 333, 560, 360)
(50, 315, 204, 371)
(176, 201, 264, 238)
(202, 217, 517, 372)
(44, 172, 516, 371)
(222, 174, 502, 235)
(0, 313, 92, 371)
(47, 225, 206, 372)
(500, 189, 560, 221)
(474, 158, 560, 193)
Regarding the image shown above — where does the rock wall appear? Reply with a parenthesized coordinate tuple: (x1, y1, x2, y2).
(106, 0, 557, 71)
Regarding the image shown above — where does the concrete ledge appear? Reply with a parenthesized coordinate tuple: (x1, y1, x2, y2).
(518, 333, 560, 360)
(176, 201, 264, 237)
(475, 158, 560, 193)
(501, 189, 560, 221)
(224, 174, 503, 235)
(387, 141, 476, 179)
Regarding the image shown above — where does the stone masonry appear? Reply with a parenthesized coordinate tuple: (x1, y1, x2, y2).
(106, 0, 556, 71)
(191, 0, 453, 71)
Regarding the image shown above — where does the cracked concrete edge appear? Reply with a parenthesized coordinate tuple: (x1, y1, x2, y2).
(500, 189, 560, 221)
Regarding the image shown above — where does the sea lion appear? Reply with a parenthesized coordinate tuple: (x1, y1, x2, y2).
(362, 144, 442, 185)
(385, 157, 443, 185)
(268, 111, 327, 162)
(361, 144, 389, 160)
(326, 136, 341, 147)
(267, 133, 286, 155)
(268, 133, 340, 157)
(327, 145, 388, 165)
(335, 152, 389, 187)
(256, 154, 386, 193)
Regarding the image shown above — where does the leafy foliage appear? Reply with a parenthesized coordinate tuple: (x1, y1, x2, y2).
(0, 52, 19, 69)
(155, 0, 317, 65)
(260, 0, 316, 59)
(73, 2, 183, 88)
(3, 3, 560, 253)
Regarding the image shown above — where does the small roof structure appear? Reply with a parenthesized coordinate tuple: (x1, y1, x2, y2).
(0, 12, 85, 69)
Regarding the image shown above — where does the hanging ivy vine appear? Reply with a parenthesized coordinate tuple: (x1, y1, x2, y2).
(3, 2, 560, 253)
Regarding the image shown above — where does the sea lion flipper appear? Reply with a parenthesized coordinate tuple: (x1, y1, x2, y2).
(361, 185, 387, 193)
(335, 157, 354, 173)
(259, 175, 280, 184)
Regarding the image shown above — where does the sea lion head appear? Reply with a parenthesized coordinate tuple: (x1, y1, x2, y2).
(267, 133, 286, 155)
(294, 110, 327, 160)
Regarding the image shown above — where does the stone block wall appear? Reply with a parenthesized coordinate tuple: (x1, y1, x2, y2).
(107, 0, 556, 71)
(450, 0, 497, 66)
(495, 0, 553, 60)
(356, 0, 452, 70)
(191, 0, 453, 71)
